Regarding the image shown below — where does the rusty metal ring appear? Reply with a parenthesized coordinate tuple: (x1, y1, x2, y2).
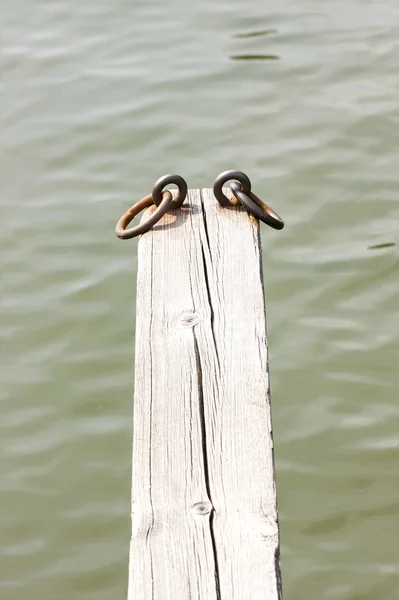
(230, 182, 284, 230)
(213, 170, 252, 207)
(152, 174, 188, 210)
(115, 191, 173, 239)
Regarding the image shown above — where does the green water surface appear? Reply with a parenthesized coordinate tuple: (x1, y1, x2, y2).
(2, 1, 399, 598)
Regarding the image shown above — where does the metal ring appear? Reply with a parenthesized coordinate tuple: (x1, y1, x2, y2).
(230, 182, 284, 230)
(213, 170, 251, 207)
(115, 191, 173, 239)
(152, 174, 188, 210)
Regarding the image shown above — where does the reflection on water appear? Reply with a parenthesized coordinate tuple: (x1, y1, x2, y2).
(229, 54, 280, 60)
(234, 29, 278, 38)
(231, 26, 278, 60)
(368, 242, 396, 250)
(2, 0, 399, 598)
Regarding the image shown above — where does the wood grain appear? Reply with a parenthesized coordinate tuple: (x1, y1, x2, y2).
(128, 188, 282, 599)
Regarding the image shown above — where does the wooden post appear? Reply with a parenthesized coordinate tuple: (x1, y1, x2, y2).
(129, 188, 282, 599)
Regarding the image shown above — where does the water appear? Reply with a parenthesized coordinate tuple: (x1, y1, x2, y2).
(2, 1, 399, 598)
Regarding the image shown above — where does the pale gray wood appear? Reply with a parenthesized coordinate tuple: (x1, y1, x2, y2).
(129, 188, 282, 600)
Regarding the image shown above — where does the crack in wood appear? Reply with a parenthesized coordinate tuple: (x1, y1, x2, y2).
(193, 327, 221, 600)
(199, 192, 220, 373)
(200, 244, 221, 373)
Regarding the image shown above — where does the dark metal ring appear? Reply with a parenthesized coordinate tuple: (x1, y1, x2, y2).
(213, 170, 251, 207)
(115, 191, 173, 239)
(230, 182, 284, 230)
(152, 174, 188, 210)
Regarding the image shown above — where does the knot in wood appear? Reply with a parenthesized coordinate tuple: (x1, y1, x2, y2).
(177, 310, 200, 329)
(192, 501, 213, 516)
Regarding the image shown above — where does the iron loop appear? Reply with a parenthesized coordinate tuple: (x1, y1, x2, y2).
(230, 182, 284, 230)
(213, 170, 252, 207)
(115, 191, 173, 240)
(152, 174, 188, 210)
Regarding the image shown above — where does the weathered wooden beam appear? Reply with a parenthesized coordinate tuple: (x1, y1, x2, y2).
(129, 188, 282, 599)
